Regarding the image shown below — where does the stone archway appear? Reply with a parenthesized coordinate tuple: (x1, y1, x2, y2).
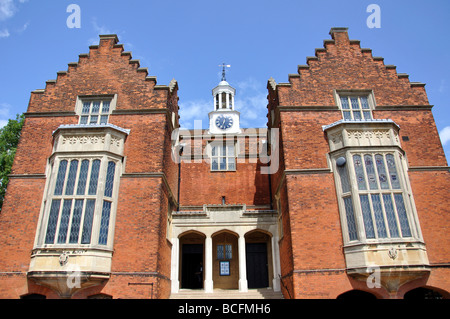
(178, 231, 206, 289)
(404, 287, 448, 299)
(212, 230, 239, 289)
(245, 230, 273, 289)
(337, 290, 377, 299)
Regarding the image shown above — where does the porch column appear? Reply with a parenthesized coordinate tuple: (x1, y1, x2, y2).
(271, 235, 281, 292)
(170, 237, 180, 293)
(238, 235, 248, 292)
(204, 235, 214, 292)
(218, 92, 223, 109)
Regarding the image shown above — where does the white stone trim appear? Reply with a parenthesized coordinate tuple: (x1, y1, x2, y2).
(169, 206, 280, 294)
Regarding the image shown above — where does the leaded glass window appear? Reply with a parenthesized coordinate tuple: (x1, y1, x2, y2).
(81, 199, 96, 244)
(98, 201, 112, 245)
(335, 152, 416, 243)
(350, 153, 412, 240)
(339, 95, 372, 120)
(69, 199, 84, 243)
(353, 155, 366, 190)
(104, 161, 116, 197)
(371, 194, 387, 238)
(360, 195, 376, 239)
(65, 160, 79, 195)
(43, 157, 119, 247)
(343, 197, 358, 241)
(57, 199, 73, 244)
(217, 245, 224, 259)
(88, 160, 101, 195)
(45, 200, 61, 244)
(76, 160, 89, 195)
(337, 161, 358, 241)
(217, 244, 232, 260)
(79, 100, 111, 125)
(54, 160, 68, 196)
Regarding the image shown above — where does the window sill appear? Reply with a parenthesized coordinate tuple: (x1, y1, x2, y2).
(343, 240, 429, 270)
(29, 247, 113, 276)
(343, 238, 425, 248)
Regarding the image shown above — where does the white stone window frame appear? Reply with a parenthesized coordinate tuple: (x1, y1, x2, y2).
(209, 141, 236, 172)
(334, 90, 376, 121)
(333, 148, 423, 246)
(75, 94, 118, 125)
(36, 154, 121, 251)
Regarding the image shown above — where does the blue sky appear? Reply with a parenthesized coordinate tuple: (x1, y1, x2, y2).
(0, 0, 449, 161)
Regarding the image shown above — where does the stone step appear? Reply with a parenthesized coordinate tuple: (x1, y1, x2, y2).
(170, 288, 284, 299)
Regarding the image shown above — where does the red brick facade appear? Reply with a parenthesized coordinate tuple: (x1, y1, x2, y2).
(0, 29, 448, 299)
(267, 28, 449, 299)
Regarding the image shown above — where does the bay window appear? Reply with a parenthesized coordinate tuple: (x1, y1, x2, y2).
(336, 151, 416, 243)
(42, 156, 119, 247)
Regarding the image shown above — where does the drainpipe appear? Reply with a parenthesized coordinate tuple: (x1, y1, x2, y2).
(177, 145, 184, 211)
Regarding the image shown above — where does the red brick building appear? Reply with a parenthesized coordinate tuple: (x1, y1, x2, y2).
(0, 28, 448, 299)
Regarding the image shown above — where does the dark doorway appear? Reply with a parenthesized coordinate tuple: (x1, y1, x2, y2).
(181, 244, 203, 289)
(246, 242, 269, 288)
(404, 287, 445, 299)
(337, 290, 377, 299)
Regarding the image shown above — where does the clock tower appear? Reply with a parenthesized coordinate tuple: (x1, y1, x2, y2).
(208, 64, 240, 134)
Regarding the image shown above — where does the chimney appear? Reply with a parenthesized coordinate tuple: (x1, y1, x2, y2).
(329, 27, 349, 45)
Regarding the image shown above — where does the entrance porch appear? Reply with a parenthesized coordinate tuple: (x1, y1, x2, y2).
(169, 205, 281, 295)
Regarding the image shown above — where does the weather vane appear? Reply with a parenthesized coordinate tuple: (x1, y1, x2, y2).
(219, 62, 231, 81)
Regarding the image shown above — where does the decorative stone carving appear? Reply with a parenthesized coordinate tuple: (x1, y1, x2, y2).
(52, 124, 129, 156)
(59, 252, 69, 266)
(388, 247, 398, 260)
(110, 135, 121, 147)
(62, 135, 106, 145)
(323, 119, 401, 152)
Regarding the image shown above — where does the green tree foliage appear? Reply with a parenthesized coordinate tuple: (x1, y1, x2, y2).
(0, 114, 25, 212)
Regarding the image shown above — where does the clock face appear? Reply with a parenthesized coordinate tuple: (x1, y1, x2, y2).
(215, 115, 233, 130)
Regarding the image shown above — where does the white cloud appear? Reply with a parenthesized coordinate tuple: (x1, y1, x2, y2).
(178, 77, 269, 130)
(236, 92, 268, 128)
(0, 102, 11, 117)
(89, 17, 115, 45)
(0, 1, 30, 38)
(16, 21, 28, 32)
(0, 28, 9, 37)
(92, 18, 112, 35)
(236, 77, 261, 92)
(0, 0, 15, 21)
(0, 103, 11, 128)
(178, 99, 210, 129)
(439, 126, 450, 146)
(234, 77, 268, 128)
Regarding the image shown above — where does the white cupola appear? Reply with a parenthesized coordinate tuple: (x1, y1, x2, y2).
(212, 80, 236, 111)
(208, 63, 241, 134)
